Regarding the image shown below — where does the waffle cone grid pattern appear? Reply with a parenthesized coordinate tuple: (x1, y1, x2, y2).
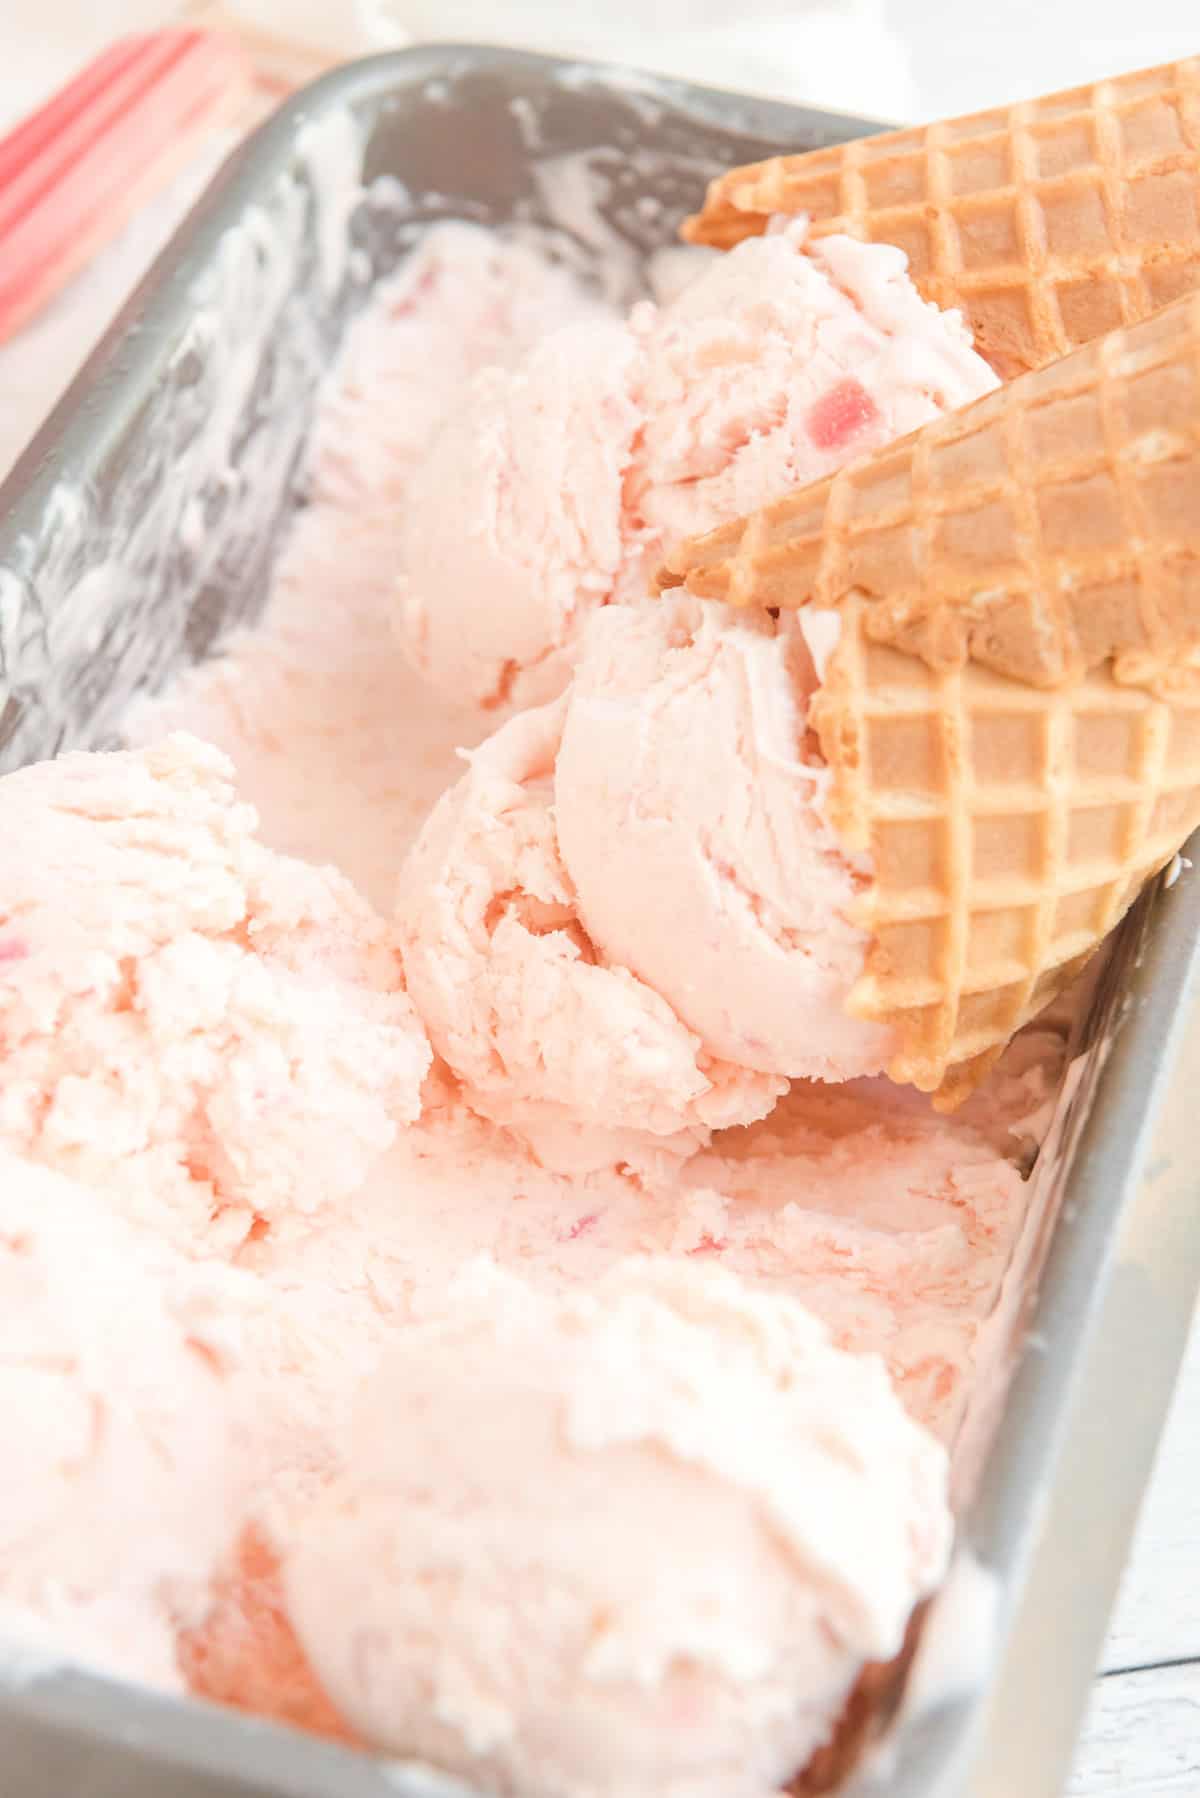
(789, 1602, 926, 1794)
(816, 608, 1200, 1101)
(686, 59, 1200, 378)
(665, 296, 1200, 687)
(657, 295, 1200, 1099)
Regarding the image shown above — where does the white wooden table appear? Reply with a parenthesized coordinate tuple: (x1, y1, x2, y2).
(1069, 1310, 1200, 1795)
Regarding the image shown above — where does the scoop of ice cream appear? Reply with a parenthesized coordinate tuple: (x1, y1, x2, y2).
(280, 1257, 951, 1798)
(0, 735, 430, 1254)
(124, 227, 595, 915)
(398, 319, 643, 711)
(311, 221, 596, 514)
(553, 594, 893, 1082)
(395, 221, 997, 709)
(212, 1032, 1049, 1511)
(676, 1074, 1043, 1465)
(0, 1150, 248, 1688)
(396, 700, 784, 1170)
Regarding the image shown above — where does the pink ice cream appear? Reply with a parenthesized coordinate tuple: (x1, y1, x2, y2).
(313, 221, 597, 515)
(179, 1523, 358, 1746)
(0, 219, 1071, 1798)
(280, 1259, 952, 1798)
(0, 734, 430, 1253)
(0, 1150, 247, 1688)
(226, 1059, 1053, 1472)
(124, 223, 588, 914)
(397, 319, 643, 711)
(554, 592, 892, 1083)
(627, 226, 997, 546)
(396, 698, 785, 1170)
(396, 219, 998, 710)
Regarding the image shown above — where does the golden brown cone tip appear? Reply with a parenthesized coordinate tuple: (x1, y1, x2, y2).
(658, 293, 1200, 1102)
(684, 57, 1200, 380)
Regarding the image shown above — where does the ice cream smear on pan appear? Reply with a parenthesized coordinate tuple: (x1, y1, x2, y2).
(2, 119, 1117, 1795)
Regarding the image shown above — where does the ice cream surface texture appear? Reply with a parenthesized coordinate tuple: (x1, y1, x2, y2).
(396, 219, 998, 710)
(398, 318, 644, 712)
(281, 1259, 951, 1798)
(554, 592, 895, 1082)
(0, 221, 1069, 1793)
(0, 734, 430, 1254)
(0, 1151, 247, 1688)
(397, 695, 787, 1167)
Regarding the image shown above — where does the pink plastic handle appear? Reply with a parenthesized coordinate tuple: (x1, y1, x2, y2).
(0, 28, 250, 345)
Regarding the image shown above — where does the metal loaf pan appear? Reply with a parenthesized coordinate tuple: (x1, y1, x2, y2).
(1, 46, 1199, 1798)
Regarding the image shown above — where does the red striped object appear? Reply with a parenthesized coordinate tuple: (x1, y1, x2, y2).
(0, 28, 251, 345)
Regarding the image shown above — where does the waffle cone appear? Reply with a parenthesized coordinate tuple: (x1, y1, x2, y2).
(657, 294, 1200, 1102)
(685, 59, 1200, 379)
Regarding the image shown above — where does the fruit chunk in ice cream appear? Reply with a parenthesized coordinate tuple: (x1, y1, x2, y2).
(395, 219, 997, 710)
(280, 1258, 952, 1798)
(0, 1150, 247, 1688)
(0, 734, 430, 1253)
(552, 591, 893, 1083)
(397, 697, 786, 1168)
